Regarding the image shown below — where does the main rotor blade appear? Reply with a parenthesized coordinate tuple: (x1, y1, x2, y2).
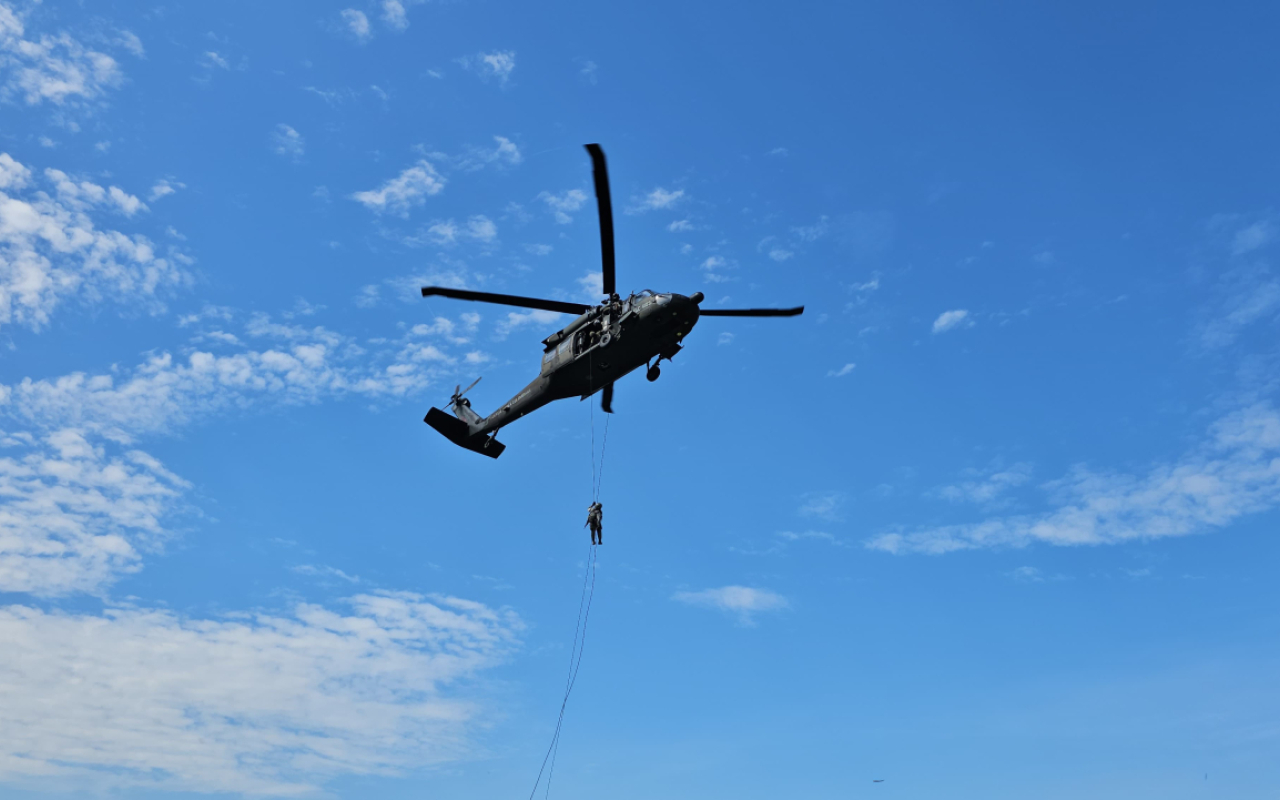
(421, 287, 590, 315)
(584, 144, 616, 297)
(600, 382, 614, 414)
(699, 306, 805, 317)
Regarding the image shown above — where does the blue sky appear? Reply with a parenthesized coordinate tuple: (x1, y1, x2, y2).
(2, 0, 1279, 797)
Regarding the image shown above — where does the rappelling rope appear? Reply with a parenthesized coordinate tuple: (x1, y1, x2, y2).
(527, 542, 598, 800)
(595, 415, 610, 502)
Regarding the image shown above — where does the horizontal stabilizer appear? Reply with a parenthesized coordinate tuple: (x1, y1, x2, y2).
(424, 407, 506, 459)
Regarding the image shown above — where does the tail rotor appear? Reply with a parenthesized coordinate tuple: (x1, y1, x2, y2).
(446, 377, 482, 410)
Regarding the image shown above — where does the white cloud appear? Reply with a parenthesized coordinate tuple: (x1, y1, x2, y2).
(938, 462, 1033, 505)
(1, 314, 465, 441)
(494, 309, 563, 339)
(791, 215, 829, 243)
(355, 284, 380, 308)
(576, 271, 603, 298)
(524, 243, 552, 256)
(0, 4, 131, 110)
(932, 309, 972, 334)
(291, 563, 360, 583)
(423, 216, 496, 246)
(42, 167, 148, 217)
(486, 135, 521, 166)
(628, 187, 684, 214)
(200, 50, 229, 70)
(769, 247, 793, 262)
(271, 124, 304, 161)
(579, 59, 597, 85)
(768, 147, 789, 157)
(381, 0, 409, 30)
(458, 50, 515, 85)
(0, 592, 521, 793)
(1233, 220, 1275, 256)
(1008, 566, 1044, 583)
(147, 178, 182, 202)
(425, 220, 458, 245)
(799, 490, 846, 521)
(668, 219, 692, 232)
(465, 215, 497, 242)
(351, 160, 446, 216)
(777, 530, 843, 546)
(672, 586, 788, 626)
(717, 332, 734, 346)
(0, 428, 187, 596)
(448, 136, 523, 172)
(1196, 223, 1280, 349)
(869, 403, 1280, 555)
(0, 152, 190, 331)
(537, 188, 587, 224)
(827, 363, 855, 377)
(700, 255, 725, 271)
(340, 9, 373, 42)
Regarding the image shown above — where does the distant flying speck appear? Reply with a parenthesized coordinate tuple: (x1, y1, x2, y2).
(873, 779, 884, 783)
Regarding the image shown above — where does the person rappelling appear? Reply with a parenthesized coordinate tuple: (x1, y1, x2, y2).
(585, 501, 603, 545)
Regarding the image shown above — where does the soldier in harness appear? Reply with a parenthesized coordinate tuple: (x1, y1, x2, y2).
(585, 502, 603, 545)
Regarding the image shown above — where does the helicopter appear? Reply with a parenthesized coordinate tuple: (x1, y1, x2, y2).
(421, 144, 803, 458)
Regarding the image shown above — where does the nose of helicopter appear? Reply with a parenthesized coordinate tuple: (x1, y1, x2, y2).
(672, 292, 701, 337)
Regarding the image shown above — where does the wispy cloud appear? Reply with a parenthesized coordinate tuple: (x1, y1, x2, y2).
(827, 363, 855, 378)
(0, 3, 137, 112)
(1232, 220, 1275, 256)
(381, 0, 409, 31)
(291, 563, 360, 583)
(458, 50, 515, 85)
(799, 491, 846, 522)
(869, 403, 1280, 555)
(0, 429, 188, 596)
(537, 188, 587, 224)
(672, 586, 788, 626)
(1196, 215, 1280, 350)
(494, 308, 563, 339)
(340, 9, 372, 43)
(148, 178, 183, 202)
(351, 160, 446, 216)
(271, 124, 304, 161)
(627, 187, 684, 214)
(419, 215, 498, 246)
(932, 309, 972, 334)
(0, 593, 521, 792)
(937, 462, 1033, 506)
(1, 311, 471, 441)
(0, 152, 190, 331)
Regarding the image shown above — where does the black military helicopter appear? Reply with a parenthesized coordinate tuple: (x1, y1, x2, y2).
(421, 144, 803, 458)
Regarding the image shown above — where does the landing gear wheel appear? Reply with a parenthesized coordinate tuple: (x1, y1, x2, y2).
(598, 333, 613, 348)
(646, 364, 661, 382)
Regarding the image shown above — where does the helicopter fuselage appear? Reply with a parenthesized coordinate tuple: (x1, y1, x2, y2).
(456, 290, 701, 437)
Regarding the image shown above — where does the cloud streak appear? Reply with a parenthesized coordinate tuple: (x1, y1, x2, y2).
(870, 404, 1280, 554)
(672, 585, 788, 626)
